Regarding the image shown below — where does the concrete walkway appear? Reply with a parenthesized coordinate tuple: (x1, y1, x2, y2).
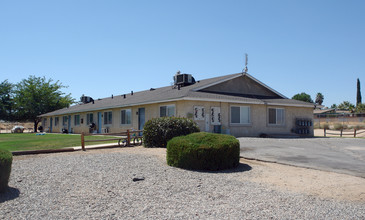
(239, 137, 365, 178)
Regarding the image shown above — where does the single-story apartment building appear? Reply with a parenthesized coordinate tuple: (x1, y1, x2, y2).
(39, 72, 314, 137)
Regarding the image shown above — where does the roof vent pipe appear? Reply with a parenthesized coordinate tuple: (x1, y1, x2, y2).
(131, 91, 133, 95)
(123, 94, 126, 98)
(112, 94, 113, 99)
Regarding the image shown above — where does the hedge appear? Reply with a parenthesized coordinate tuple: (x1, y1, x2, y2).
(166, 132, 240, 171)
(143, 117, 200, 148)
(0, 149, 13, 193)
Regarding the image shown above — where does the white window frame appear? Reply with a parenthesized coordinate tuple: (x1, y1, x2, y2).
(74, 115, 80, 126)
(104, 111, 113, 125)
(62, 116, 68, 126)
(268, 108, 285, 126)
(86, 113, 94, 125)
(230, 106, 251, 125)
(121, 109, 132, 125)
(55, 117, 59, 126)
(160, 105, 175, 117)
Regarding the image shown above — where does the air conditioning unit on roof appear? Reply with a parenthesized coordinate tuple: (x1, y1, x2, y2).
(173, 71, 195, 87)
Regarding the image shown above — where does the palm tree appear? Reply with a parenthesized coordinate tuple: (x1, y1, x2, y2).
(315, 93, 324, 105)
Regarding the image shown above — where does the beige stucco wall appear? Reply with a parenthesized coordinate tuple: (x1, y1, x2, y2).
(176, 100, 313, 137)
(42, 100, 313, 137)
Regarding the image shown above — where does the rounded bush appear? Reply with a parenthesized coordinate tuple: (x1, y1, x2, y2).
(167, 132, 240, 171)
(334, 123, 347, 130)
(0, 149, 13, 193)
(143, 117, 200, 148)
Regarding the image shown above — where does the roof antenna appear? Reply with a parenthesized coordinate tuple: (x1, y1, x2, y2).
(243, 53, 248, 74)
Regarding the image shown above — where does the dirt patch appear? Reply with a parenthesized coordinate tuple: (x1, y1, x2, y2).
(240, 158, 365, 202)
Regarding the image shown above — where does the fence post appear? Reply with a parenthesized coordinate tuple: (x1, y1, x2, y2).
(127, 130, 130, 147)
(354, 128, 357, 138)
(340, 129, 343, 137)
(324, 128, 326, 137)
(81, 132, 85, 151)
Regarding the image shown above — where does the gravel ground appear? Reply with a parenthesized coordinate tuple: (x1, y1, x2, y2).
(1, 148, 365, 219)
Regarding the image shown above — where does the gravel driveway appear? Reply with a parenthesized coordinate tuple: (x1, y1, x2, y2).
(239, 137, 365, 178)
(1, 148, 364, 219)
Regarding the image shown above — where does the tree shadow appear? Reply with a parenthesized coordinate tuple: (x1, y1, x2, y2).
(0, 187, 20, 203)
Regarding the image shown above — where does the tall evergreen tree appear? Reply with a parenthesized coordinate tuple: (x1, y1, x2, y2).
(357, 78, 362, 106)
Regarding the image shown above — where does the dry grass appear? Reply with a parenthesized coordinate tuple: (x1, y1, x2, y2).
(0, 122, 34, 133)
(314, 121, 365, 130)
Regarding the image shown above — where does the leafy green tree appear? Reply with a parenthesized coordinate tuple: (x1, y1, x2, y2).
(355, 103, 365, 113)
(292, 92, 313, 103)
(0, 80, 15, 121)
(337, 101, 355, 111)
(315, 92, 324, 105)
(331, 104, 337, 109)
(14, 76, 75, 132)
(357, 78, 362, 106)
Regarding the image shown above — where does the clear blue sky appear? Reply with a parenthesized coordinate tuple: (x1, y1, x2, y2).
(1, 0, 364, 107)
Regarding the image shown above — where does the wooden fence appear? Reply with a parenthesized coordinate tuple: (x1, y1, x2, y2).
(80, 130, 143, 151)
(323, 128, 365, 137)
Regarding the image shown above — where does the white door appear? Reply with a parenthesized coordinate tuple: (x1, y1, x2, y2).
(205, 113, 210, 132)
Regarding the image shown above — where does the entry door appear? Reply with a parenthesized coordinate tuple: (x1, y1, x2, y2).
(138, 108, 145, 134)
(97, 112, 102, 133)
(50, 118, 53, 133)
(68, 115, 71, 133)
(205, 113, 210, 132)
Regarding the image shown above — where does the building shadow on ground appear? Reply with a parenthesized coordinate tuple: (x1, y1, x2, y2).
(0, 187, 20, 203)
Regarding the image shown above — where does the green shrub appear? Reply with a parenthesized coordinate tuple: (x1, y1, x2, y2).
(333, 123, 348, 130)
(353, 125, 365, 130)
(320, 123, 330, 129)
(143, 117, 200, 148)
(0, 149, 13, 193)
(166, 132, 240, 171)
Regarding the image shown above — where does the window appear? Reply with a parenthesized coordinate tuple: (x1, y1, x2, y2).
(121, 109, 131, 125)
(160, 105, 175, 117)
(62, 116, 68, 126)
(55, 117, 59, 126)
(268, 108, 285, 125)
(104, 111, 112, 125)
(74, 115, 80, 126)
(230, 106, 250, 124)
(86, 113, 94, 125)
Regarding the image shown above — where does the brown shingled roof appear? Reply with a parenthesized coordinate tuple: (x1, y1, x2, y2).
(40, 73, 313, 117)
